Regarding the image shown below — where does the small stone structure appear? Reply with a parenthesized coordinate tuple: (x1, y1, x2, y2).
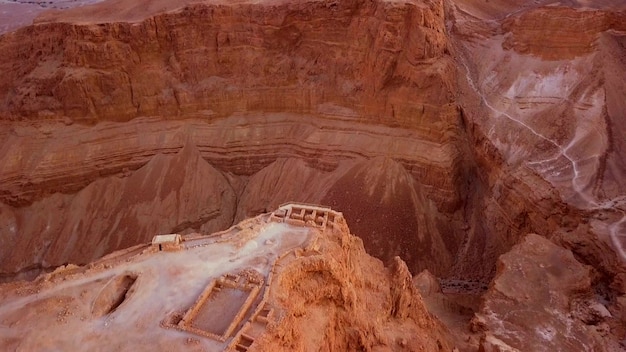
(269, 202, 343, 230)
(227, 302, 275, 352)
(151, 234, 183, 251)
(158, 203, 343, 350)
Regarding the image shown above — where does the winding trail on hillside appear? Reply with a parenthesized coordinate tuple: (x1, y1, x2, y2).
(453, 9, 626, 260)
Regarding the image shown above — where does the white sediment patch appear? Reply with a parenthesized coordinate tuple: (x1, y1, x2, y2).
(459, 47, 626, 261)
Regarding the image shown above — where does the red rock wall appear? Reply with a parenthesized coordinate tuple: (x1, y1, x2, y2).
(502, 7, 626, 60)
(0, 0, 477, 280)
(0, 0, 453, 126)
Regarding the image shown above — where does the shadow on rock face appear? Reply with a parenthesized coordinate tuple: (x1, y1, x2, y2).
(323, 157, 453, 275)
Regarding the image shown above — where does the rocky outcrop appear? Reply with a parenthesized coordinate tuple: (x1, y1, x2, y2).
(472, 234, 624, 352)
(0, 205, 454, 351)
(263, 220, 452, 351)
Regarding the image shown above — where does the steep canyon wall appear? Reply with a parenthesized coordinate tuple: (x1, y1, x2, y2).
(0, 0, 478, 280)
(0, 0, 624, 306)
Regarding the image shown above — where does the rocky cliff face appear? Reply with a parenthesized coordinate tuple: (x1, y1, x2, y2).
(0, 0, 452, 125)
(502, 6, 626, 60)
(0, 206, 453, 351)
(473, 234, 624, 351)
(1, 0, 626, 348)
(447, 1, 626, 349)
(0, 0, 478, 280)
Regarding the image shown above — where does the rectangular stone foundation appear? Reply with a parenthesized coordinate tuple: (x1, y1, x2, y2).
(178, 275, 261, 341)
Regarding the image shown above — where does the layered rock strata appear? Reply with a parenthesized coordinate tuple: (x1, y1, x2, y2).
(0, 0, 480, 281)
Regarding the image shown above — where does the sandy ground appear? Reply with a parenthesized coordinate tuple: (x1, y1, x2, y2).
(0, 214, 313, 350)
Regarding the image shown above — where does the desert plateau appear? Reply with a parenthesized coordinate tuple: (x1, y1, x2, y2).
(0, 0, 625, 351)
